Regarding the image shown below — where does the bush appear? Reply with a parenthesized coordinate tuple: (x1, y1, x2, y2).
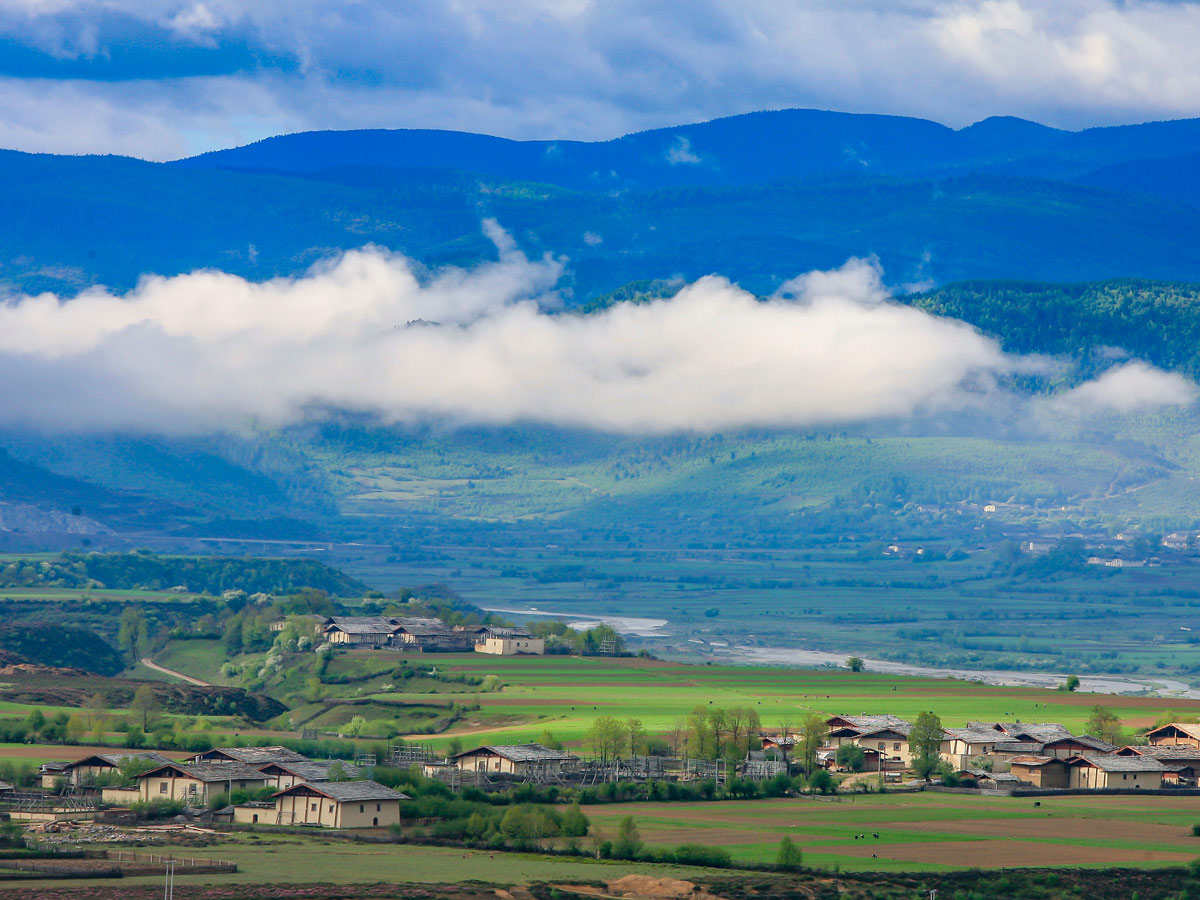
(130, 799, 185, 820)
(776, 836, 803, 871)
(672, 843, 732, 867)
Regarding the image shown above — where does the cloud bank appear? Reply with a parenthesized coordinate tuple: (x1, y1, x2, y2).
(3, 1, 1200, 157)
(0, 233, 1189, 434)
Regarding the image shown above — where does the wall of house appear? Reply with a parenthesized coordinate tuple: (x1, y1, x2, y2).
(140, 774, 268, 804)
(1012, 764, 1068, 788)
(1149, 731, 1200, 748)
(337, 798, 401, 828)
(101, 787, 141, 805)
(456, 753, 516, 774)
(1070, 767, 1161, 789)
(233, 806, 273, 825)
(274, 793, 400, 828)
(278, 791, 339, 826)
(475, 637, 545, 655)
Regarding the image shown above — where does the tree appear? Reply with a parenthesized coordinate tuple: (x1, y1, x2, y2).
(908, 711, 946, 779)
(561, 802, 590, 837)
(130, 685, 161, 732)
(586, 716, 626, 762)
(83, 692, 108, 730)
(798, 712, 826, 774)
(1061, 674, 1081, 692)
(1084, 705, 1123, 745)
(345, 715, 368, 737)
(326, 761, 349, 782)
(846, 656, 865, 672)
(835, 742, 865, 772)
(775, 836, 803, 871)
(613, 815, 642, 860)
(539, 729, 564, 751)
(625, 717, 646, 757)
(25, 709, 45, 734)
(118, 607, 148, 664)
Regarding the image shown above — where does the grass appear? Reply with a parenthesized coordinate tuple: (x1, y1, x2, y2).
(0, 835, 723, 892)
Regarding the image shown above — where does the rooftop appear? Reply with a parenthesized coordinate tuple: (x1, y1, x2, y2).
(201, 747, 309, 764)
(1068, 754, 1167, 772)
(455, 743, 577, 762)
(276, 780, 411, 802)
(141, 762, 268, 782)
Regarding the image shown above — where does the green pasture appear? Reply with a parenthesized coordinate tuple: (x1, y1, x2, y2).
(355, 654, 1200, 749)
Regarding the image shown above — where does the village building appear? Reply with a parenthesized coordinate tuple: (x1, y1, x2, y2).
(394, 621, 465, 651)
(474, 626, 545, 656)
(134, 762, 271, 805)
(451, 744, 578, 777)
(1146, 723, 1200, 748)
(1008, 755, 1070, 788)
(38, 761, 70, 789)
(54, 751, 171, 788)
(324, 619, 398, 646)
(262, 780, 410, 828)
(1116, 745, 1200, 783)
(256, 760, 362, 790)
(189, 746, 309, 766)
(1065, 754, 1166, 789)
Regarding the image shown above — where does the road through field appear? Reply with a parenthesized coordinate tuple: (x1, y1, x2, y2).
(140, 657, 209, 686)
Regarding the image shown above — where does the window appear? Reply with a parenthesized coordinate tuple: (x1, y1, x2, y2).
(359, 804, 365, 813)
(311, 803, 318, 811)
(329, 805, 334, 813)
(1123, 773, 1128, 780)
(159, 783, 168, 794)
(877, 742, 885, 750)
(376, 803, 381, 811)
(373, 817, 379, 826)
(893, 743, 900, 751)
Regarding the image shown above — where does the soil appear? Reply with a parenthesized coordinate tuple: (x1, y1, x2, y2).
(824, 839, 1195, 866)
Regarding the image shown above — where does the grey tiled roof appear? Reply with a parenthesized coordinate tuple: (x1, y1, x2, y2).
(70, 752, 171, 769)
(1122, 745, 1200, 760)
(261, 760, 362, 781)
(204, 746, 308, 764)
(829, 714, 910, 730)
(1070, 754, 1166, 772)
(142, 762, 268, 782)
(278, 780, 411, 802)
(455, 743, 577, 762)
(994, 741, 1045, 754)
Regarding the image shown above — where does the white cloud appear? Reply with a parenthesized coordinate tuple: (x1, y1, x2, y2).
(0, 230, 1189, 434)
(1053, 361, 1197, 414)
(666, 136, 701, 165)
(0, 234, 1015, 433)
(3, 2, 1200, 156)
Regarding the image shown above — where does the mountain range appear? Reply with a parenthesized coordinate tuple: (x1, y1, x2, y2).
(4, 108, 1200, 299)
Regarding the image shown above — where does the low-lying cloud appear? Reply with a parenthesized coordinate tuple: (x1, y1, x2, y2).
(0, 230, 1190, 434)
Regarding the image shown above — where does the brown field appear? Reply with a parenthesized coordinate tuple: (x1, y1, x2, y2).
(828, 840, 1195, 867)
(895, 816, 1195, 845)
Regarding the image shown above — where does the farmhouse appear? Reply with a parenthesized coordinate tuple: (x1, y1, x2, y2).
(190, 746, 308, 765)
(1146, 723, 1200, 748)
(55, 751, 171, 787)
(324, 619, 398, 646)
(1009, 755, 1070, 788)
(452, 744, 578, 776)
(267, 780, 410, 828)
(1065, 754, 1166, 789)
(474, 626, 545, 656)
(256, 760, 362, 790)
(135, 762, 271, 805)
(38, 761, 69, 789)
(944, 725, 1008, 766)
(1116, 745, 1200, 782)
(394, 621, 464, 651)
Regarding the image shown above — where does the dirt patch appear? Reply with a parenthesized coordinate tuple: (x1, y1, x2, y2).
(607, 875, 698, 898)
(894, 816, 1194, 845)
(826, 839, 1196, 867)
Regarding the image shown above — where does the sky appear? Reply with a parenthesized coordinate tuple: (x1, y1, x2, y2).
(3, 0, 1200, 159)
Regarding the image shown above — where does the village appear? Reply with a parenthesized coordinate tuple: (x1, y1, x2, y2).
(7, 712, 1200, 837)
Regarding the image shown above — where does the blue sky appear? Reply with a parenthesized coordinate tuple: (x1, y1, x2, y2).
(2, 0, 1200, 159)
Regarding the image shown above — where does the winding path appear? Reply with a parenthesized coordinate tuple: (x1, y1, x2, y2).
(141, 657, 209, 687)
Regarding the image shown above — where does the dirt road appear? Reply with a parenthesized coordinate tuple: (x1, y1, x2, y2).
(140, 657, 209, 687)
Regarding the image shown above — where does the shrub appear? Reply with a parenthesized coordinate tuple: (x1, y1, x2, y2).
(776, 836, 803, 871)
(672, 843, 732, 867)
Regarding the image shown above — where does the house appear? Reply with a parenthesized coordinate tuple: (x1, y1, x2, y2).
(822, 716, 921, 765)
(324, 618, 399, 646)
(1009, 755, 1070, 788)
(38, 761, 70, 789)
(451, 744, 578, 776)
(1065, 754, 1166, 789)
(1146, 723, 1200, 749)
(943, 725, 1008, 766)
(256, 760, 362, 790)
(1116, 745, 1200, 781)
(265, 780, 410, 828)
(393, 620, 468, 651)
(270, 614, 327, 634)
(135, 762, 271, 805)
(189, 746, 309, 765)
(474, 627, 545, 656)
(1038, 735, 1117, 758)
(55, 752, 172, 788)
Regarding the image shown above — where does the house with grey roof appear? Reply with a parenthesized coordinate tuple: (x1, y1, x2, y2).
(54, 751, 172, 787)
(1066, 754, 1166, 789)
(256, 759, 362, 790)
(190, 746, 309, 765)
(452, 744, 578, 776)
(134, 762, 272, 805)
(265, 779, 411, 828)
